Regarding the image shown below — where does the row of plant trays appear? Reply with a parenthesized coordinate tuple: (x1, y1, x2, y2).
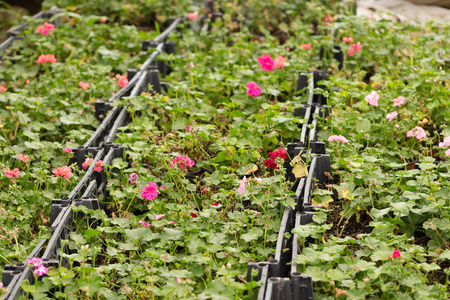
(0, 13, 184, 298)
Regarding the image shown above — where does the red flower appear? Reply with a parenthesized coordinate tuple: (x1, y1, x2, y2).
(190, 212, 197, 218)
(264, 158, 278, 169)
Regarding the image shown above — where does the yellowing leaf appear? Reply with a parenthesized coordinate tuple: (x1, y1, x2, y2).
(245, 165, 258, 175)
(292, 162, 308, 178)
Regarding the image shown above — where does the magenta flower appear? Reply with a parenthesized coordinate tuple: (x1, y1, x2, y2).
(439, 136, 450, 148)
(257, 54, 274, 71)
(386, 111, 398, 122)
(246, 82, 262, 97)
(365, 91, 379, 106)
(34, 265, 48, 276)
(128, 173, 139, 184)
(185, 124, 192, 132)
(170, 155, 195, 171)
(169, 221, 177, 225)
(139, 220, 150, 227)
(392, 250, 401, 259)
(328, 135, 349, 143)
(393, 96, 405, 107)
(155, 214, 166, 221)
(78, 81, 89, 90)
(141, 182, 158, 201)
(28, 257, 43, 267)
(407, 126, 427, 140)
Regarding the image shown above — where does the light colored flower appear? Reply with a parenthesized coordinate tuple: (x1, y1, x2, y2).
(328, 135, 349, 143)
(238, 176, 247, 194)
(386, 111, 398, 122)
(300, 43, 312, 50)
(36, 54, 57, 65)
(439, 136, 450, 148)
(117, 75, 128, 88)
(187, 12, 198, 20)
(139, 220, 150, 227)
(78, 81, 89, 90)
(128, 173, 139, 184)
(342, 37, 353, 43)
(365, 90, 379, 106)
(393, 96, 405, 107)
(34, 265, 48, 276)
(18, 154, 30, 162)
(0, 86, 6, 93)
(82, 157, 94, 170)
(407, 126, 427, 140)
(273, 56, 287, 69)
(3, 168, 20, 179)
(155, 214, 166, 221)
(100, 17, 107, 23)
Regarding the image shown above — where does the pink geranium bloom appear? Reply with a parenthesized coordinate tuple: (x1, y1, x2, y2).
(82, 157, 94, 170)
(34, 265, 48, 276)
(185, 124, 192, 132)
(94, 160, 102, 172)
(257, 54, 274, 71)
(300, 43, 312, 50)
(407, 126, 427, 140)
(392, 250, 401, 259)
(0, 86, 6, 93)
(439, 136, 450, 148)
(155, 214, 166, 221)
(347, 42, 362, 56)
(100, 17, 107, 23)
(141, 182, 158, 201)
(18, 154, 30, 162)
(78, 81, 90, 90)
(187, 12, 198, 20)
(273, 56, 287, 69)
(36, 54, 57, 65)
(3, 168, 20, 179)
(25, 79, 30, 84)
(139, 220, 150, 227)
(393, 96, 405, 107)
(328, 135, 349, 143)
(342, 37, 353, 43)
(160, 185, 166, 190)
(170, 155, 195, 171)
(445, 149, 450, 157)
(365, 90, 379, 106)
(128, 173, 139, 184)
(117, 75, 128, 88)
(246, 82, 262, 97)
(63, 148, 72, 153)
(36, 22, 55, 36)
(28, 257, 43, 267)
(238, 176, 247, 194)
(52, 166, 73, 179)
(386, 111, 398, 122)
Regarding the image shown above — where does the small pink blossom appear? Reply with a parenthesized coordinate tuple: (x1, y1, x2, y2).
(324, 13, 333, 22)
(28, 257, 43, 267)
(52, 166, 72, 179)
(386, 111, 398, 122)
(169, 221, 177, 225)
(3, 168, 20, 179)
(78, 81, 89, 90)
(25, 79, 30, 84)
(393, 96, 405, 107)
(246, 82, 262, 97)
(100, 17, 107, 23)
(63, 148, 72, 153)
(36, 22, 55, 36)
(170, 155, 195, 171)
(139, 220, 150, 227)
(203, 186, 209, 194)
(18, 154, 30, 162)
(141, 182, 158, 201)
(328, 135, 349, 143)
(342, 37, 353, 43)
(155, 214, 166, 221)
(0, 86, 6, 93)
(273, 56, 287, 69)
(257, 54, 274, 71)
(439, 136, 450, 148)
(176, 278, 183, 284)
(300, 43, 312, 50)
(347, 42, 362, 56)
(187, 12, 198, 20)
(392, 250, 401, 259)
(238, 176, 247, 194)
(34, 265, 48, 276)
(160, 185, 166, 190)
(365, 90, 379, 106)
(94, 160, 102, 172)
(395, 124, 399, 128)
(36, 54, 57, 65)
(82, 157, 94, 170)
(185, 124, 192, 132)
(407, 126, 427, 140)
(128, 173, 139, 184)
(445, 149, 450, 157)
(117, 75, 128, 88)
(254, 211, 261, 217)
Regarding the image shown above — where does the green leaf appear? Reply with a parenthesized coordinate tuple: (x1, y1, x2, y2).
(160, 228, 184, 241)
(356, 119, 371, 133)
(84, 228, 101, 240)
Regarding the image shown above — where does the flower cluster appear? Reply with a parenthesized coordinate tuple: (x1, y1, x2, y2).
(0, 86, 6, 93)
(392, 96, 405, 107)
(237, 176, 262, 194)
(28, 257, 48, 276)
(139, 220, 150, 227)
(386, 111, 398, 122)
(36, 22, 55, 36)
(52, 166, 73, 179)
(36, 54, 57, 65)
(365, 90, 379, 106)
(128, 173, 139, 184)
(18, 153, 30, 162)
(300, 43, 312, 50)
(82, 158, 102, 172)
(246, 82, 261, 97)
(79, 81, 90, 90)
(439, 136, 450, 157)
(328, 135, 349, 143)
(407, 126, 427, 140)
(264, 148, 287, 169)
(170, 155, 195, 171)
(342, 36, 353, 43)
(115, 74, 128, 88)
(63, 148, 72, 153)
(347, 42, 362, 56)
(257, 54, 288, 71)
(141, 182, 159, 201)
(3, 168, 20, 179)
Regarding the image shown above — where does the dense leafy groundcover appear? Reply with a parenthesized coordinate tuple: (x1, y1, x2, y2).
(0, 0, 450, 299)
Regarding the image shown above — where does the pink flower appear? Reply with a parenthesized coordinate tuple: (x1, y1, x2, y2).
(190, 212, 197, 218)
(78, 81, 89, 90)
(141, 182, 159, 201)
(324, 14, 333, 22)
(392, 250, 401, 259)
(128, 173, 139, 184)
(63, 148, 72, 153)
(347, 42, 362, 56)
(342, 37, 353, 43)
(187, 12, 198, 20)
(155, 214, 165, 221)
(328, 135, 349, 143)
(52, 166, 73, 179)
(273, 56, 287, 69)
(82, 157, 94, 170)
(257, 54, 274, 71)
(25, 79, 30, 84)
(386, 111, 398, 122)
(100, 17, 107, 23)
(139, 220, 150, 227)
(176, 278, 183, 284)
(0, 86, 6, 93)
(365, 90, 379, 106)
(34, 265, 48, 276)
(238, 176, 247, 194)
(161, 185, 166, 190)
(28, 257, 43, 267)
(170, 155, 195, 171)
(393, 96, 405, 107)
(36, 22, 55, 36)
(185, 124, 192, 132)
(36, 54, 57, 65)
(246, 82, 262, 97)
(169, 221, 177, 225)
(300, 43, 312, 50)
(254, 211, 261, 217)
(445, 149, 450, 157)
(3, 168, 20, 179)
(18, 154, 30, 162)
(407, 126, 427, 140)
(94, 160, 102, 172)
(395, 124, 399, 128)
(117, 75, 128, 88)
(439, 136, 450, 148)
(202, 186, 209, 194)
